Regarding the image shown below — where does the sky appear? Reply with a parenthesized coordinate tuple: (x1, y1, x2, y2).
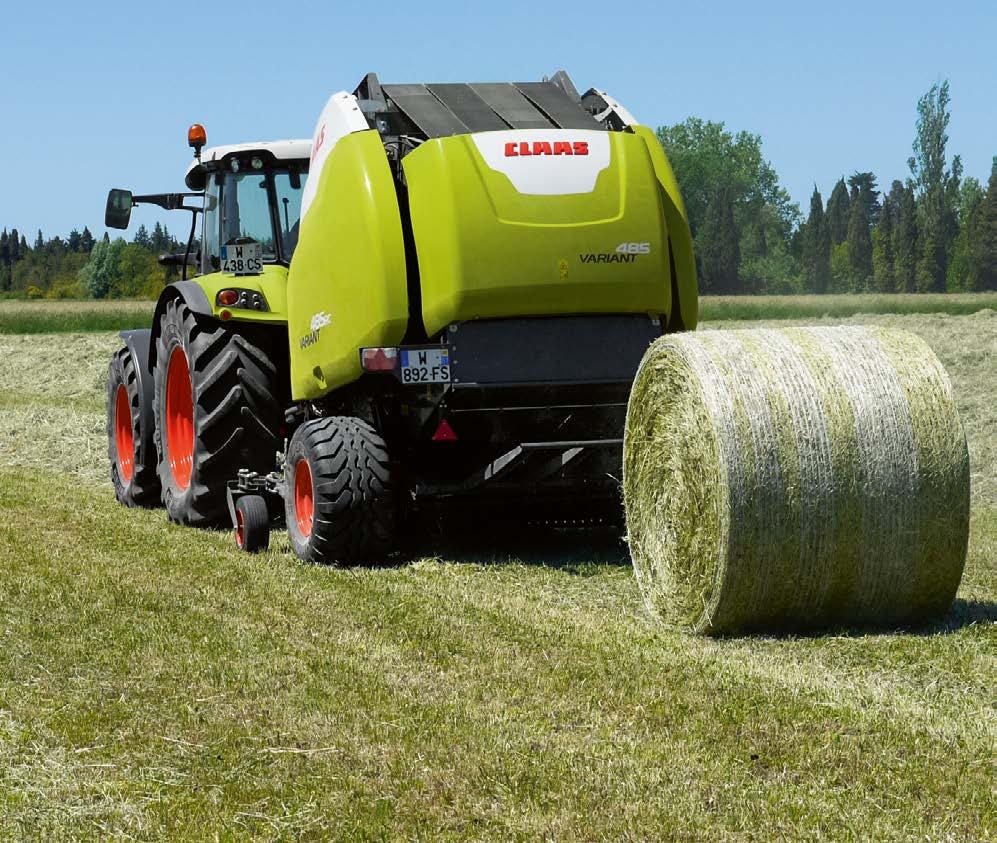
(1, 0, 993, 241)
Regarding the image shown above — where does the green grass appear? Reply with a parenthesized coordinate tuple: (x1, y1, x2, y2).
(699, 291, 997, 322)
(0, 300, 153, 334)
(0, 310, 993, 838)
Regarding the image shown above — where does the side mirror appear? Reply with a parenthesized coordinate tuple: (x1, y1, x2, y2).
(105, 189, 134, 229)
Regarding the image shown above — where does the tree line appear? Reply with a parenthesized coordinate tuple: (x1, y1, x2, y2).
(657, 80, 996, 294)
(0, 223, 183, 299)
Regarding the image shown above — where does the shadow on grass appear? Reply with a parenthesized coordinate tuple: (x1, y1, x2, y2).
(401, 514, 631, 573)
(921, 599, 997, 634)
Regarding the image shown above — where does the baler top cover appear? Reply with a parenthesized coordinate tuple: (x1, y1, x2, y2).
(353, 72, 615, 139)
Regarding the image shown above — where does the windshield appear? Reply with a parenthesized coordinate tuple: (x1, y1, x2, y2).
(221, 171, 277, 259)
(203, 160, 309, 271)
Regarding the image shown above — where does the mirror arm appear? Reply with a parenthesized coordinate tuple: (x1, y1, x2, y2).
(183, 207, 200, 282)
(131, 191, 203, 212)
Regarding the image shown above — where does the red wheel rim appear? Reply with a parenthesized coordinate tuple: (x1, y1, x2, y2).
(165, 346, 194, 491)
(235, 508, 245, 549)
(114, 384, 134, 483)
(294, 458, 314, 538)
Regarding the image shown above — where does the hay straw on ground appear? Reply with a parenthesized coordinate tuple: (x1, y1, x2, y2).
(623, 326, 971, 635)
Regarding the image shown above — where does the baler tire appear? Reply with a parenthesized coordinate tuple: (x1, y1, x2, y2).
(107, 346, 161, 507)
(234, 495, 270, 553)
(153, 296, 281, 527)
(285, 416, 396, 565)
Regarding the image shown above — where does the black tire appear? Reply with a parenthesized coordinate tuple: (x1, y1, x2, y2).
(153, 296, 281, 526)
(107, 346, 161, 506)
(234, 495, 270, 553)
(285, 416, 396, 564)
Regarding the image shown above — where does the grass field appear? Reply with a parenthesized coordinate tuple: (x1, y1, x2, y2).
(2, 292, 996, 333)
(0, 303, 993, 839)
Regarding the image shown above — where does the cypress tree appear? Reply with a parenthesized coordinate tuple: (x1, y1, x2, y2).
(698, 187, 741, 294)
(34, 230, 44, 251)
(0, 229, 8, 267)
(872, 202, 895, 292)
(847, 198, 873, 290)
(894, 186, 918, 292)
(847, 172, 882, 226)
(802, 186, 830, 293)
(916, 232, 945, 292)
(977, 161, 997, 290)
(10, 229, 20, 262)
(825, 179, 851, 244)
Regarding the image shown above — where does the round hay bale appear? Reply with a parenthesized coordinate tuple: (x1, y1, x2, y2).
(623, 326, 970, 635)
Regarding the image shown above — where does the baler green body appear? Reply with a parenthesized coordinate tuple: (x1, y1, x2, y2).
(286, 120, 696, 401)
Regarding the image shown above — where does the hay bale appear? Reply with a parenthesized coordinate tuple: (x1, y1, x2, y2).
(623, 326, 970, 635)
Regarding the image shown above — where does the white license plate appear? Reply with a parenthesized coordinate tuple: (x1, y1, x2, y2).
(400, 348, 451, 384)
(221, 242, 263, 275)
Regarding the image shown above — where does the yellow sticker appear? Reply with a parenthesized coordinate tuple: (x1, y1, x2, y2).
(558, 259, 569, 280)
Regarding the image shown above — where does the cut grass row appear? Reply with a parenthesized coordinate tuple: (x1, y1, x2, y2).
(2, 292, 996, 333)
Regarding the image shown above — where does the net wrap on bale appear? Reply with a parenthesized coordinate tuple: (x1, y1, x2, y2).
(623, 326, 970, 635)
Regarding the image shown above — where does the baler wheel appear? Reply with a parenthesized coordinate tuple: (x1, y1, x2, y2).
(234, 495, 270, 553)
(153, 297, 281, 526)
(285, 416, 396, 565)
(106, 345, 161, 506)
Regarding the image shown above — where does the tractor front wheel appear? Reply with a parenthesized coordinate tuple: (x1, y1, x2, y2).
(153, 297, 281, 526)
(285, 417, 396, 564)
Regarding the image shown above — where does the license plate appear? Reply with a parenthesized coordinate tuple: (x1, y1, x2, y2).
(221, 242, 263, 275)
(400, 348, 450, 384)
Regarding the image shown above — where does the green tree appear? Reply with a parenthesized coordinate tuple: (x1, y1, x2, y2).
(830, 242, 851, 292)
(67, 229, 82, 252)
(872, 203, 895, 292)
(802, 187, 831, 293)
(894, 184, 919, 292)
(81, 227, 95, 252)
(79, 237, 125, 299)
(656, 118, 799, 290)
(909, 81, 962, 291)
(133, 224, 151, 248)
(33, 230, 44, 251)
(945, 178, 984, 291)
(846, 192, 873, 288)
(847, 172, 882, 226)
(698, 187, 741, 293)
(976, 160, 997, 290)
(825, 179, 851, 245)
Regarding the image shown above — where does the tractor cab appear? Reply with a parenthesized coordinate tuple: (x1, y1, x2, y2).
(183, 136, 311, 276)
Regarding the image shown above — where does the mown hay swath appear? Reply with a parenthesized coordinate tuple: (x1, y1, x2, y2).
(623, 326, 970, 635)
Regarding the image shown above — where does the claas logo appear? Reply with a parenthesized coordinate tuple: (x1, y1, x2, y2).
(504, 140, 589, 157)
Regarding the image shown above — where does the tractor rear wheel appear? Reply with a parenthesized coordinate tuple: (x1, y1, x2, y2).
(106, 346, 161, 506)
(285, 417, 396, 564)
(153, 297, 281, 526)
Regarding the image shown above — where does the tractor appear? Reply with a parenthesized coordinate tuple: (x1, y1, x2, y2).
(104, 71, 698, 562)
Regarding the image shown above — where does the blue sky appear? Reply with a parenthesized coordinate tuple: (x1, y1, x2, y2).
(0, 0, 992, 240)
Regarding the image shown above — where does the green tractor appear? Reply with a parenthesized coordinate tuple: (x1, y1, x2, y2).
(105, 71, 697, 562)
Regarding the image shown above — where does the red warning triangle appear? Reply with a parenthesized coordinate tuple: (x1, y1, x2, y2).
(432, 418, 458, 442)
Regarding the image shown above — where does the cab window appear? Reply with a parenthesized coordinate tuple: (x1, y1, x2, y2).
(220, 172, 277, 259)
